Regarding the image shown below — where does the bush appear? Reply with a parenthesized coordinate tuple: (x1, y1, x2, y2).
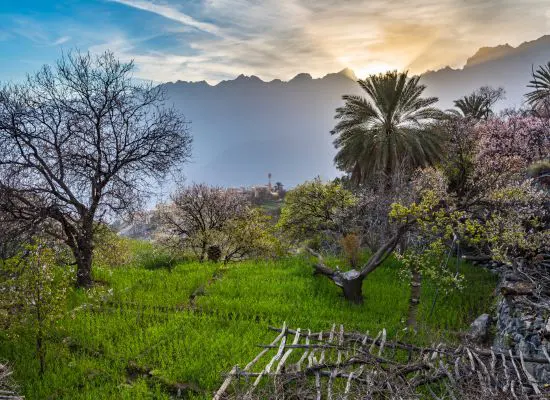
(93, 224, 133, 268)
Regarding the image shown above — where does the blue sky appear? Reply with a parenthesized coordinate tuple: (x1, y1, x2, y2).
(2, 0, 550, 84)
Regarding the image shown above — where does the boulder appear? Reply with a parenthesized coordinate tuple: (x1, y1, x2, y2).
(469, 314, 492, 344)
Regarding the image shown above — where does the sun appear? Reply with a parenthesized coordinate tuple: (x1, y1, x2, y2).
(354, 61, 397, 79)
(337, 56, 398, 79)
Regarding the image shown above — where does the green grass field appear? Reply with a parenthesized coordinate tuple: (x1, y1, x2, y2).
(0, 248, 497, 399)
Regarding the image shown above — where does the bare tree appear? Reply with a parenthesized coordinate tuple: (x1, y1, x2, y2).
(0, 51, 192, 287)
(158, 184, 248, 261)
(0, 207, 35, 260)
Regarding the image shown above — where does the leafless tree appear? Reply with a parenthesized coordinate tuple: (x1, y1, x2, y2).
(0, 207, 34, 260)
(308, 221, 412, 304)
(158, 184, 248, 261)
(0, 50, 192, 287)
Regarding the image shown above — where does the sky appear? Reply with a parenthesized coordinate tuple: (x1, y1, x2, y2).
(1, 0, 550, 84)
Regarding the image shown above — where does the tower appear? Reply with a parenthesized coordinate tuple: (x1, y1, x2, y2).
(268, 172, 272, 191)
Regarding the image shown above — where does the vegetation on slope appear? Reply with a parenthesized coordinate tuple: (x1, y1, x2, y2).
(0, 242, 496, 399)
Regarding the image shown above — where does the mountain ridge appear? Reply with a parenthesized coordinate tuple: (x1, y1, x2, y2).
(160, 34, 550, 188)
(166, 36, 550, 88)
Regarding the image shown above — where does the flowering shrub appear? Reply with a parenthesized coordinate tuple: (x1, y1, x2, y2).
(0, 241, 72, 375)
(393, 113, 550, 266)
(475, 115, 550, 182)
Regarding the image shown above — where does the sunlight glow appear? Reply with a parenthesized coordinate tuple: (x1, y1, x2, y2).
(353, 62, 398, 79)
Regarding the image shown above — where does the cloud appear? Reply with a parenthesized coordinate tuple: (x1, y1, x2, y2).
(52, 36, 71, 46)
(109, 0, 223, 36)
(90, 0, 550, 83)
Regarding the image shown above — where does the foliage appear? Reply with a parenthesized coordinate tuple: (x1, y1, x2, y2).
(413, 112, 550, 267)
(460, 116, 549, 262)
(277, 178, 356, 246)
(397, 239, 464, 294)
(159, 183, 279, 263)
(440, 113, 550, 203)
(331, 70, 445, 185)
(528, 159, 550, 187)
(526, 61, 550, 110)
(392, 166, 549, 266)
(93, 224, 133, 269)
(339, 233, 361, 268)
(0, 242, 72, 375)
(451, 86, 505, 120)
(220, 207, 282, 263)
(0, 50, 192, 287)
(390, 178, 466, 328)
(439, 117, 478, 198)
(476, 115, 550, 176)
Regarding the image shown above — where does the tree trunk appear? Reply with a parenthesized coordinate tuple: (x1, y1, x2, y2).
(75, 251, 93, 288)
(74, 233, 94, 288)
(37, 329, 45, 376)
(406, 266, 422, 331)
(340, 276, 364, 304)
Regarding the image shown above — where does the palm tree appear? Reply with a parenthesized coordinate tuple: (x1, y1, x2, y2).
(453, 94, 492, 119)
(452, 86, 504, 119)
(526, 62, 550, 110)
(331, 71, 444, 186)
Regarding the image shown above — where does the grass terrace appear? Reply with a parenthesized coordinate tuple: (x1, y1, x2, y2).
(0, 244, 497, 399)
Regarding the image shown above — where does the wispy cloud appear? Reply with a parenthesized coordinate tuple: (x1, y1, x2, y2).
(9, 0, 548, 84)
(98, 0, 550, 84)
(52, 36, 71, 46)
(109, 0, 223, 36)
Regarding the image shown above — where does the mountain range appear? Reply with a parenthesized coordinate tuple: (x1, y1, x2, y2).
(161, 35, 550, 189)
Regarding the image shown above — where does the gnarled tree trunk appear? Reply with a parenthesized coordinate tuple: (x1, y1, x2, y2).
(339, 271, 365, 304)
(307, 226, 409, 305)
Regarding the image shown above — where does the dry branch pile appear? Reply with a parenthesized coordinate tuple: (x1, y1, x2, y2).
(214, 323, 550, 399)
(0, 363, 22, 400)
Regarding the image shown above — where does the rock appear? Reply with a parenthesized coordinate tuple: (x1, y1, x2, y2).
(500, 280, 535, 296)
(534, 363, 550, 382)
(469, 314, 492, 344)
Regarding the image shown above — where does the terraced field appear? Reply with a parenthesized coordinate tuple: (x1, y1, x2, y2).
(0, 253, 497, 399)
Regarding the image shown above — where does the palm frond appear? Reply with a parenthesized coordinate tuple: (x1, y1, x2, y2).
(332, 70, 444, 186)
(526, 62, 550, 108)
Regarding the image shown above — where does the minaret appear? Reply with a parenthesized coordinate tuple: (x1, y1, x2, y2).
(268, 172, 272, 191)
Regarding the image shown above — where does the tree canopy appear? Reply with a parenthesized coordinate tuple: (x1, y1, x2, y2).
(0, 51, 192, 286)
(331, 71, 445, 186)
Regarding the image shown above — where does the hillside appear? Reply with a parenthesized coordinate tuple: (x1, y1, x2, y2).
(1, 247, 496, 399)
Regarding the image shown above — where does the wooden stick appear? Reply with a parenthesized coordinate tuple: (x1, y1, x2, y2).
(213, 365, 237, 400)
(276, 328, 301, 374)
